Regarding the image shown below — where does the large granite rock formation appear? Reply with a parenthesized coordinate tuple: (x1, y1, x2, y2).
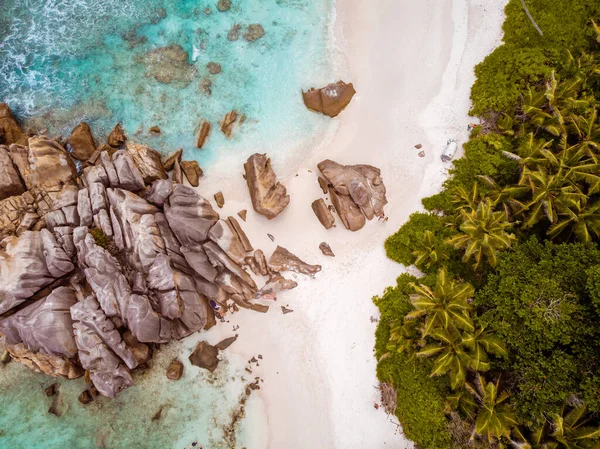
(317, 160, 387, 231)
(0, 130, 310, 399)
(302, 81, 356, 118)
(244, 153, 289, 219)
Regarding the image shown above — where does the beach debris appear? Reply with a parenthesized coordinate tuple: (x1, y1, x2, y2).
(217, 0, 230, 12)
(162, 148, 182, 171)
(214, 191, 225, 208)
(107, 123, 127, 148)
(312, 198, 335, 229)
(441, 138, 458, 162)
(149, 126, 161, 134)
(244, 153, 290, 219)
(267, 233, 275, 242)
(228, 24, 241, 41)
(418, 150, 425, 158)
(244, 24, 265, 42)
(318, 177, 329, 194)
(45, 383, 57, 397)
(317, 159, 387, 231)
(380, 382, 398, 415)
(166, 360, 184, 380)
(207, 62, 222, 74)
(220, 110, 240, 138)
(196, 121, 211, 148)
(181, 161, 203, 187)
(68, 122, 96, 162)
(281, 306, 294, 314)
(319, 242, 335, 257)
(189, 341, 220, 372)
(138, 44, 198, 88)
(269, 245, 321, 277)
(414, 143, 422, 149)
(216, 335, 238, 350)
(237, 209, 247, 221)
(0, 103, 27, 146)
(302, 81, 356, 118)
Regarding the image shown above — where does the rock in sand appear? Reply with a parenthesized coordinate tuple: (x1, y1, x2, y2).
(319, 242, 335, 257)
(244, 153, 289, 219)
(189, 341, 219, 372)
(214, 191, 224, 208)
(311, 198, 335, 229)
(166, 360, 184, 380)
(302, 81, 356, 118)
(181, 161, 203, 187)
(269, 246, 321, 277)
(215, 335, 237, 350)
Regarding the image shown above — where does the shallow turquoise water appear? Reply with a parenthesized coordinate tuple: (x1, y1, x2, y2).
(0, 0, 334, 166)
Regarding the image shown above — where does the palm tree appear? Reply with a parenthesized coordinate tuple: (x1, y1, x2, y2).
(466, 375, 519, 443)
(405, 268, 475, 337)
(447, 200, 516, 268)
(412, 230, 449, 270)
(510, 404, 600, 448)
(462, 327, 507, 372)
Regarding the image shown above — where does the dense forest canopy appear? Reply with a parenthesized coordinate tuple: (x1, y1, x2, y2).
(375, 1, 600, 448)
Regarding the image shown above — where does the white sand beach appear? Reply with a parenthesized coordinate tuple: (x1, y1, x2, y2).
(188, 0, 509, 447)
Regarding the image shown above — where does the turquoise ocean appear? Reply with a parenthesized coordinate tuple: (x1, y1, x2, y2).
(0, 0, 335, 166)
(0, 0, 334, 448)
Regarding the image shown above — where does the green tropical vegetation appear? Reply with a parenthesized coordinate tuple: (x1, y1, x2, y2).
(374, 1, 600, 448)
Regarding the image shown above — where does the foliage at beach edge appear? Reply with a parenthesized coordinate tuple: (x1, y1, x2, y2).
(375, 1, 600, 448)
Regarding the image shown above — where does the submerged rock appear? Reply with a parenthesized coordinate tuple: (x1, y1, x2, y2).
(217, 0, 231, 12)
(244, 153, 289, 219)
(189, 341, 219, 372)
(268, 246, 321, 277)
(303, 81, 356, 118)
(207, 62, 222, 74)
(227, 24, 241, 41)
(141, 44, 198, 87)
(244, 24, 265, 42)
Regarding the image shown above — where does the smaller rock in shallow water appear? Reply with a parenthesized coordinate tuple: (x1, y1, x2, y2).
(166, 360, 184, 380)
(319, 242, 335, 257)
(68, 122, 96, 162)
(196, 121, 211, 149)
(162, 148, 182, 172)
(228, 24, 240, 41)
(45, 383, 57, 397)
(220, 111, 239, 138)
(107, 123, 127, 147)
(78, 389, 94, 405)
(189, 341, 219, 372)
(149, 126, 161, 134)
(181, 161, 203, 187)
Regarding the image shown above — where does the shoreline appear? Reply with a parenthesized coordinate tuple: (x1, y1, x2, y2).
(197, 0, 509, 448)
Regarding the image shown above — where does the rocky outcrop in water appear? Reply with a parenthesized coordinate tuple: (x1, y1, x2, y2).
(317, 160, 387, 231)
(302, 81, 356, 118)
(0, 105, 322, 399)
(0, 103, 28, 146)
(68, 122, 96, 162)
(244, 153, 289, 219)
(140, 44, 198, 88)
